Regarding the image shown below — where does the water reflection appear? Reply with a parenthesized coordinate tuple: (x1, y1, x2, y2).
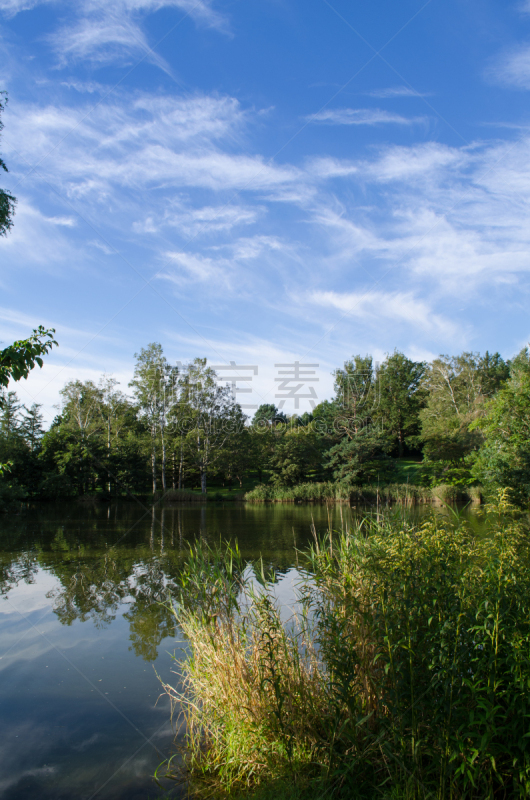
(0, 500, 482, 799)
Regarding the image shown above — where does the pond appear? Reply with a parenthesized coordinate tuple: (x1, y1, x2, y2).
(0, 500, 482, 799)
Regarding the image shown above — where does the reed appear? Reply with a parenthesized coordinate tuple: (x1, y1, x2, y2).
(245, 482, 433, 506)
(466, 485, 483, 504)
(244, 481, 350, 503)
(157, 488, 206, 503)
(161, 499, 530, 799)
(160, 541, 328, 796)
(430, 484, 466, 504)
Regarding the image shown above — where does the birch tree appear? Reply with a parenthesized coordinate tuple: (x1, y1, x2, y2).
(129, 344, 178, 494)
(181, 358, 242, 494)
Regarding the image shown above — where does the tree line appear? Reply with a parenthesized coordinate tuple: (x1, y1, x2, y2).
(1, 343, 529, 508)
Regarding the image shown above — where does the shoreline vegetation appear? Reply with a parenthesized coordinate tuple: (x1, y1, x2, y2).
(149, 481, 484, 506)
(160, 491, 530, 800)
(84, 481, 483, 508)
(2, 345, 530, 513)
(243, 482, 483, 506)
(72, 479, 484, 507)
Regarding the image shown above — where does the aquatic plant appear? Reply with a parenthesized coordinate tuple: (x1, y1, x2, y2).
(245, 481, 445, 506)
(161, 499, 530, 799)
(157, 488, 206, 503)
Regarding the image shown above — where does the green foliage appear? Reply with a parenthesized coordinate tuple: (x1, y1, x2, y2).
(324, 426, 395, 486)
(129, 343, 180, 493)
(0, 392, 43, 505)
(39, 378, 148, 498)
(0, 458, 27, 510)
(374, 350, 426, 457)
(245, 481, 351, 502)
(267, 428, 324, 487)
(245, 482, 434, 505)
(0, 91, 16, 237)
(178, 357, 245, 494)
(163, 507, 530, 799)
(0, 326, 57, 401)
(308, 510, 530, 798)
(2, 340, 525, 506)
(472, 347, 530, 506)
(157, 488, 205, 503)
(419, 352, 508, 465)
(252, 404, 288, 428)
(419, 458, 477, 488)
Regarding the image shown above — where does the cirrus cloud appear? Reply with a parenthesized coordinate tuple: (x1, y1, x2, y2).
(307, 107, 425, 126)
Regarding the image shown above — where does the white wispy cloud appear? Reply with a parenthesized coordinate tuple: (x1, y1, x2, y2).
(366, 86, 431, 98)
(230, 235, 283, 260)
(364, 142, 464, 182)
(307, 108, 424, 126)
(0, 0, 50, 16)
(4, 93, 300, 202)
(3, 80, 530, 383)
(166, 204, 260, 236)
(306, 157, 358, 179)
(46, 215, 77, 226)
(60, 79, 107, 93)
(307, 290, 460, 341)
(0, 200, 81, 270)
(310, 207, 385, 261)
(164, 330, 337, 406)
(489, 44, 530, 89)
(50, 12, 171, 72)
(160, 250, 230, 285)
(52, 2, 226, 69)
(2, 0, 228, 69)
(89, 239, 114, 254)
(159, 234, 286, 288)
(303, 135, 530, 296)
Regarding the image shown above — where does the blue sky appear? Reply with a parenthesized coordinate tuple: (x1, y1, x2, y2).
(1, 0, 530, 420)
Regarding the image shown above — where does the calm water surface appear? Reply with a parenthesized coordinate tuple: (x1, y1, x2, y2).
(0, 501, 481, 799)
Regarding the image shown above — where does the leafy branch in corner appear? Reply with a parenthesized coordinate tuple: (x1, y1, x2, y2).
(0, 326, 58, 401)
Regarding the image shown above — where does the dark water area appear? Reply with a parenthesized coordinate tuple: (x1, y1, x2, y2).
(0, 501, 484, 799)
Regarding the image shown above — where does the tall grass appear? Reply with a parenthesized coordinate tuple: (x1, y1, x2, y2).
(156, 489, 206, 503)
(161, 494, 530, 799)
(245, 482, 436, 505)
(244, 481, 350, 503)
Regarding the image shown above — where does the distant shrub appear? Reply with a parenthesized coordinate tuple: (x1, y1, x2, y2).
(159, 489, 205, 503)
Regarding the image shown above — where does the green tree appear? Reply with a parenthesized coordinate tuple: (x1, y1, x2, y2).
(50, 381, 106, 495)
(215, 407, 253, 489)
(267, 426, 323, 486)
(373, 351, 426, 457)
(321, 355, 394, 485)
(333, 355, 375, 435)
(97, 376, 139, 493)
(181, 358, 242, 494)
(419, 352, 508, 477)
(129, 343, 179, 493)
(0, 391, 22, 440)
(324, 427, 394, 486)
(472, 347, 530, 506)
(0, 391, 40, 506)
(20, 403, 45, 452)
(0, 92, 16, 237)
(41, 377, 147, 498)
(252, 404, 287, 429)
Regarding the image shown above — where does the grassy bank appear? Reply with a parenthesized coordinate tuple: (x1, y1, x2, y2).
(161, 491, 530, 799)
(244, 481, 482, 505)
(152, 488, 247, 503)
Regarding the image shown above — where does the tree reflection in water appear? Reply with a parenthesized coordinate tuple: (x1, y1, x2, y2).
(0, 501, 323, 662)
